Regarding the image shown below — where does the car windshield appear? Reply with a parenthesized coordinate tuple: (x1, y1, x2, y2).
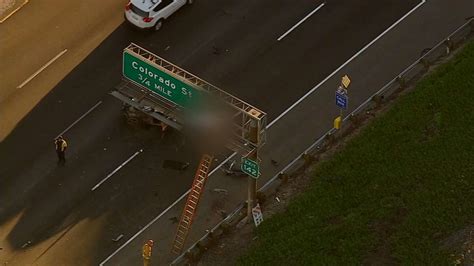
(131, 4, 149, 17)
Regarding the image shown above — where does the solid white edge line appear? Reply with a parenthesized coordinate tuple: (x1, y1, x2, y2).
(100, 0, 426, 264)
(17, 49, 68, 89)
(56, 101, 103, 139)
(268, 0, 426, 128)
(277, 2, 326, 41)
(98, 152, 237, 266)
(0, 0, 28, 23)
(91, 149, 143, 191)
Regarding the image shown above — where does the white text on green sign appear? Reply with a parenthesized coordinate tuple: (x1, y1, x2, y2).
(122, 51, 201, 108)
(241, 158, 260, 178)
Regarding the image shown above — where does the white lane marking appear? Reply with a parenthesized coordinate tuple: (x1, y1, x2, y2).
(98, 152, 237, 266)
(277, 2, 326, 41)
(0, 0, 29, 23)
(269, 0, 426, 128)
(17, 49, 68, 89)
(91, 149, 143, 191)
(100, 1, 426, 263)
(55, 101, 102, 139)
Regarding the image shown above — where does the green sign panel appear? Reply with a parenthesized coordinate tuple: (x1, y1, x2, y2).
(122, 51, 201, 108)
(241, 158, 260, 179)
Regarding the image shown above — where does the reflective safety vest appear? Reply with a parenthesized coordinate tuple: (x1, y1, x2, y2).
(142, 243, 152, 260)
(55, 139, 68, 152)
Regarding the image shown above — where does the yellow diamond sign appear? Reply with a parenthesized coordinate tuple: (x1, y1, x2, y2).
(342, 75, 351, 89)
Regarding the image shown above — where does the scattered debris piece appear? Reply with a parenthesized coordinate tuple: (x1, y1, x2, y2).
(275, 197, 281, 202)
(213, 188, 228, 194)
(165, 45, 170, 51)
(218, 209, 228, 218)
(112, 234, 123, 242)
(169, 216, 179, 223)
(21, 241, 31, 249)
(271, 159, 279, 166)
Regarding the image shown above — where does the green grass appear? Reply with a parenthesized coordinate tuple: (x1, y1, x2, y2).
(238, 41, 474, 265)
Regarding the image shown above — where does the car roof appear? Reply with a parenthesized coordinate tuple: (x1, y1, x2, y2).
(131, 0, 161, 11)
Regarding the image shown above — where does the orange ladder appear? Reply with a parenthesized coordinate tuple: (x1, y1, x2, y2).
(171, 154, 213, 255)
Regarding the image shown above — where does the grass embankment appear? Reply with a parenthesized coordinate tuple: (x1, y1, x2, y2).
(239, 41, 474, 265)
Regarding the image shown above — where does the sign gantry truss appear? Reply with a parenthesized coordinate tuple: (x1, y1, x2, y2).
(117, 43, 266, 154)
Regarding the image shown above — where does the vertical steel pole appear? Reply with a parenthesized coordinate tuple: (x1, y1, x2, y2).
(247, 119, 259, 222)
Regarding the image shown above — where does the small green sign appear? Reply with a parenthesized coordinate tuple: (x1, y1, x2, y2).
(122, 51, 201, 108)
(241, 158, 260, 179)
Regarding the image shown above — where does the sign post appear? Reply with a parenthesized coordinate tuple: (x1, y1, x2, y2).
(334, 75, 351, 129)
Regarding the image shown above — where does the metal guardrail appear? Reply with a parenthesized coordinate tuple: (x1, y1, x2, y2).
(171, 17, 474, 265)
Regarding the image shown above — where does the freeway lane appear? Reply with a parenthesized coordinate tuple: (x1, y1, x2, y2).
(0, 0, 421, 264)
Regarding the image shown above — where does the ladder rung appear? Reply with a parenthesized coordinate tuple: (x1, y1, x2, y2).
(188, 199, 197, 205)
(185, 209, 193, 215)
(190, 194, 199, 200)
(191, 189, 200, 195)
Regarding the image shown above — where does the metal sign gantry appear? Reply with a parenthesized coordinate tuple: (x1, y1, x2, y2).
(113, 43, 266, 155)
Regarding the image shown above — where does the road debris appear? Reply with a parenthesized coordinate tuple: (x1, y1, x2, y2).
(213, 188, 228, 194)
(21, 241, 31, 248)
(112, 234, 123, 242)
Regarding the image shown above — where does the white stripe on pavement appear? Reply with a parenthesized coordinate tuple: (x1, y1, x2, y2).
(91, 149, 143, 191)
(17, 49, 68, 89)
(56, 101, 103, 139)
(277, 2, 326, 41)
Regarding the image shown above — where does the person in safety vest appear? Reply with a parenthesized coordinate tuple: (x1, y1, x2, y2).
(142, 239, 154, 266)
(54, 136, 68, 166)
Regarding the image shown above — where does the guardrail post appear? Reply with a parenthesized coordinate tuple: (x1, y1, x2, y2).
(371, 94, 384, 108)
(302, 153, 315, 168)
(444, 38, 454, 54)
(349, 113, 362, 127)
(396, 75, 406, 89)
(420, 57, 430, 69)
(325, 132, 335, 146)
(278, 172, 289, 183)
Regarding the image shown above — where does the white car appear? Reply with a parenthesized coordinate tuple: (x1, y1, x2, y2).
(125, 0, 193, 31)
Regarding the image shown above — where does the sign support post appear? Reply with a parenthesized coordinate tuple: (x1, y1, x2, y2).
(334, 75, 351, 129)
(246, 120, 260, 222)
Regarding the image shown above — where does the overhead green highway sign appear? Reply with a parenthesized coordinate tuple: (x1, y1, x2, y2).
(122, 51, 200, 108)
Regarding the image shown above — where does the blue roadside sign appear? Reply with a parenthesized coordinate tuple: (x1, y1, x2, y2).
(335, 91, 348, 110)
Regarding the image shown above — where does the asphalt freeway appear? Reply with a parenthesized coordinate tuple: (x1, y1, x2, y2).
(1, 0, 472, 264)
